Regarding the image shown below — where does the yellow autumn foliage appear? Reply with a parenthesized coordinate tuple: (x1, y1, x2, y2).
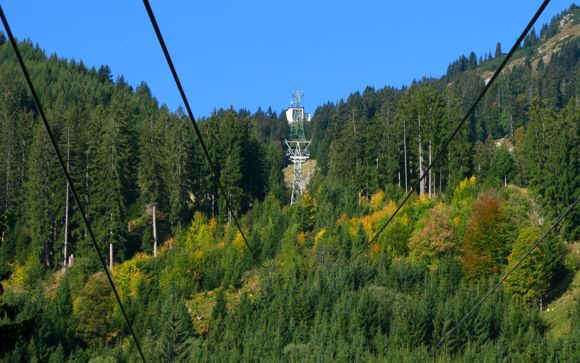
(314, 228, 326, 246)
(337, 213, 349, 224)
(297, 231, 306, 245)
(208, 217, 217, 231)
(370, 243, 381, 259)
(409, 203, 457, 261)
(8, 263, 26, 289)
(370, 190, 385, 210)
(185, 212, 213, 251)
(233, 230, 246, 250)
(157, 238, 174, 254)
(347, 220, 364, 240)
(360, 216, 373, 237)
(114, 253, 151, 299)
(458, 178, 469, 192)
(6, 254, 41, 290)
(194, 250, 204, 260)
(457, 175, 477, 194)
(383, 201, 397, 216)
(348, 200, 400, 238)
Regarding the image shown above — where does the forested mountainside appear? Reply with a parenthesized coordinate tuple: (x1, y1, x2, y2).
(0, 36, 291, 270)
(0, 4, 579, 362)
(308, 4, 579, 239)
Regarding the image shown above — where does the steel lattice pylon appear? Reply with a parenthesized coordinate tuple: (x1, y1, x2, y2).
(284, 92, 311, 205)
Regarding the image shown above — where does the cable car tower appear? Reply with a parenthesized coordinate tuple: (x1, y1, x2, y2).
(284, 91, 312, 205)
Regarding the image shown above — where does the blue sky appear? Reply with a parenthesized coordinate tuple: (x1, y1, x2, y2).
(2, 1, 574, 117)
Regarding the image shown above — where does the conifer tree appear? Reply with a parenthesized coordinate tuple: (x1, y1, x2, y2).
(138, 108, 166, 256)
(164, 114, 196, 232)
(504, 226, 554, 305)
(495, 42, 502, 58)
(88, 90, 136, 268)
(26, 123, 63, 269)
(156, 292, 195, 362)
(445, 89, 471, 189)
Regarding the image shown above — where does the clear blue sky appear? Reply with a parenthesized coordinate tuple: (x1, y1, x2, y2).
(2, 1, 574, 117)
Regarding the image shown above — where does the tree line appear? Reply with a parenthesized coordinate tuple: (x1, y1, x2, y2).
(0, 38, 290, 273)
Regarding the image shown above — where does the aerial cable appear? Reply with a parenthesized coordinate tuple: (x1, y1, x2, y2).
(141, 0, 259, 262)
(366, 0, 552, 248)
(438, 197, 578, 346)
(0, 6, 147, 363)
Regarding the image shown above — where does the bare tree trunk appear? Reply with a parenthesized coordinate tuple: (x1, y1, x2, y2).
(510, 114, 514, 140)
(227, 192, 232, 225)
(44, 237, 50, 268)
(152, 204, 158, 257)
(418, 114, 424, 197)
(366, 159, 369, 200)
(4, 147, 9, 210)
(448, 163, 451, 191)
(64, 184, 69, 267)
(109, 242, 113, 272)
(85, 151, 89, 240)
(45, 220, 56, 268)
(64, 127, 70, 268)
(439, 167, 442, 194)
(109, 212, 113, 271)
(351, 110, 357, 136)
(428, 141, 432, 198)
(403, 120, 408, 193)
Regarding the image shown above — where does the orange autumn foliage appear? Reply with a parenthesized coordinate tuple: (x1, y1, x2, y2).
(297, 231, 307, 245)
(461, 191, 515, 279)
(351, 200, 398, 238)
(370, 243, 381, 259)
(409, 203, 456, 261)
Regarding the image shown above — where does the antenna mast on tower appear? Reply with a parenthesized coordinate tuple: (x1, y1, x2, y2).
(284, 91, 312, 205)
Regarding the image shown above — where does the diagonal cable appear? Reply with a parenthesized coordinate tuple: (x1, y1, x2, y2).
(366, 0, 552, 247)
(437, 197, 578, 346)
(0, 5, 147, 363)
(141, 0, 258, 261)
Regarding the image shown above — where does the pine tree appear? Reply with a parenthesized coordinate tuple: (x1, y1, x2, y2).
(504, 226, 553, 306)
(212, 288, 227, 321)
(164, 115, 196, 232)
(138, 108, 166, 256)
(212, 110, 245, 224)
(221, 148, 243, 225)
(445, 89, 471, 189)
(523, 100, 579, 239)
(26, 123, 63, 269)
(87, 89, 136, 268)
(156, 292, 195, 362)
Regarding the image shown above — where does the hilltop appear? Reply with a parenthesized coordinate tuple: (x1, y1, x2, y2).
(479, 7, 580, 83)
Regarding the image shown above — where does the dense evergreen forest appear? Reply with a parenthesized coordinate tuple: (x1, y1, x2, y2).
(0, 4, 579, 362)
